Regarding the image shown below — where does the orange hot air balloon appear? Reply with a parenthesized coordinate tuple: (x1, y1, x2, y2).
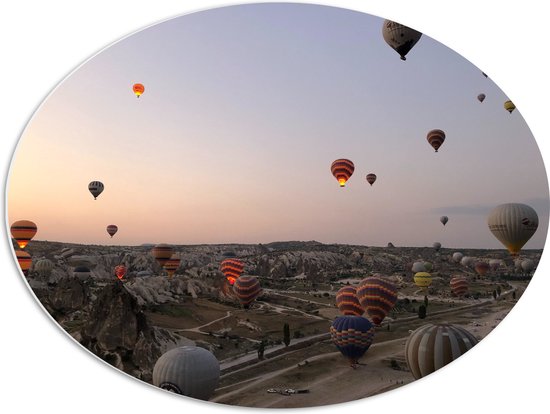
(427, 129, 446, 152)
(151, 244, 174, 267)
(474, 261, 490, 276)
(220, 258, 244, 285)
(10, 220, 37, 249)
(336, 286, 364, 316)
(16, 250, 32, 276)
(163, 255, 181, 278)
(133, 83, 145, 98)
(114, 264, 127, 280)
(331, 159, 355, 187)
(366, 173, 377, 186)
(106, 225, 118, 238)
(233, 276, 262, 309)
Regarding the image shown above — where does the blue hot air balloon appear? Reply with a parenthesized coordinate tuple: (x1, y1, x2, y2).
(330, 316, 375, 368)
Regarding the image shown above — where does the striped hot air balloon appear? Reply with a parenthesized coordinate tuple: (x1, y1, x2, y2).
(133, 83, 145, 98)
(163, 255, 181, 278)
(151, 244, 174, 267)
(106, 225, 118, 238)
(405, 324, 478, 379)
(35, 258, 54, 277)
(88, 181, 104, 200)
(10, 220, 37, 249)
(450, 276, 468, 297)
(73, 265, 91, 280)
(331, 159, 355, 187)
(335, 286, 364, 316)
(366, 173, 377, 186)
(220, 258, 244, 285)
(356, 276, 398, 325)
(330, 316, 375, 367)
(487, 203, 538, 256)
(114, 265, 126, 280)
(427, 129, 446, 152)
(414, 272, 432, 288)
(233, 276, 262, 309)
(16, 250, 32, 276)
(474, 261, 490, 276)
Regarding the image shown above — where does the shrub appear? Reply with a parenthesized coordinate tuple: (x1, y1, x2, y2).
(418, 305, 427, 319)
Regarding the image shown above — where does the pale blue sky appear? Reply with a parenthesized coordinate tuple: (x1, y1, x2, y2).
(8, 3, 548, 249)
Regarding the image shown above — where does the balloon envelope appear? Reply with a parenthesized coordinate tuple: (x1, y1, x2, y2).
(474, 262, 490, 276)
(106, 225, 118, 238)
(163, 256, 181, 278)
(330, 316, 375, 364)
(504, 100, 516, 113)
(366, 173, 377, 186)
(427, 129, 446, 152)
(88, 181, 104, 200)
(233, 276, 262, 308)
(356, 276, 398, 325)
(220, 258, 244, 285)
(440, 216, 448, 226)
(450, 276, 469, 297)
(405, 324, 478, 379)
(35, 258, 54, 276)
(382, 19, 422, 60)
(153, 346, 220, 401)
(487, 203, 538, 255)
(414, 272, 432, 288)
(335, 286, 364, 316)
(452, 252, 464, 263)
(151, 244, 174, 267)
(114, 264, 126, 280)
(16, 250, 32, 275)
(133, 83, 145, 97)
(331, 159, 355, 187)
(477, 93, 486, 103)
(10, 220, 37, 249)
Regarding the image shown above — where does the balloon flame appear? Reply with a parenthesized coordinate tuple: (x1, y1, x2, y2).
(338, 178, 346, 187)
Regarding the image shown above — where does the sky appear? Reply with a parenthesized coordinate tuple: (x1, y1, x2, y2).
(6, 2, 549, 248)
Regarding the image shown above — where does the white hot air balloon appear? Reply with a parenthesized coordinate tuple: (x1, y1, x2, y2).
(153, 346, 220, 400)
(452, 252, 464, 263)
(382, 20, 422, 61)
(487, 203, 538, 256)
(521, 259, 535, 273)
(411, 261, 426, 273)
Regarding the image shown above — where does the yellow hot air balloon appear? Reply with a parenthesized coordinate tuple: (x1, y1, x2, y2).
(414, 272, 432, 288)
(504, 100, 516, 114)
(487, 203, 538, 256)
(10, 220, 37, 249)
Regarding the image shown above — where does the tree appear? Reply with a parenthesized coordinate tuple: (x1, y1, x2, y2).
(257, 340, 266, 360)
(492, 290, 498, 300)
(512, 291, 516, 300)
(283, 323, 291, 347)
(418, 305, 427, 319)
(497, 286, 502, 296)
(424, 295, 429, 308)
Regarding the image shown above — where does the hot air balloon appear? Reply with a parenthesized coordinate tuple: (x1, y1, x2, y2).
(427, 129, 446, 152)
(414, 272, 432, 288)
(356, 276, 398, 325)
(489, 259, 502, 272)
(330, 159, 355, 187)
(382, 19, 422, 61)
(151, 244, 174, 267)
(452, 252, 463, 263)
(10, 220, 37, 249)
(153, 346, 220, 401)
(330, 316, 375, 368)
(477, 93, 486, 103)
(114, 264, 126, 280)
(220, 258, 244, 285)
(233, 276, 262, 309)
(487, 203, 538, 256)
(405, 324, 478, 379)
(440, 216, 448, 226)
(411, 261, 426, 273)
(73, 265, 91, 281)
(366, 173, 377, 186)
(88, 181, 104, 200)
(106, 225, 118, 238)
(474, 261, 490, 276)
(521, 259, 535, 273)
(423, 262, 433, 272)
(335, 286, 364, 316)
(133, 83, 145, 98)
(16, 250, 32, 276)
(450, 276, 469, 297)
(504, 100, 516, 114)
(461, 256, 474, 268)
(35, 258, 54, 277)
(163, 255, 181, 278)
(433, 242, 442, 251)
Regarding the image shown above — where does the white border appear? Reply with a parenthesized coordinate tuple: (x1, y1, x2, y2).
(1, 1, 548, 413)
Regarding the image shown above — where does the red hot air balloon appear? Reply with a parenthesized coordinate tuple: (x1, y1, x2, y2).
(164, 255, 181, 278)
(335, 286, 364, 316)
(450, 276, 468, 297)
(474, 261, 490, 276)
(114, 265, 127, 280)
(106, 225, 118, 238)
(10, 220, 38, 249)
(331, 159, 354, 187)
(16, 250, 32, 276)
(366, 173, 377, 186)
(233, 276, 262, 309)
(220, 258, 244, 285)
(152, 244, 174, 267)
(356, 276, 398, 325)
(133, 83, 145, 98)
(427, 129, 446, 152)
